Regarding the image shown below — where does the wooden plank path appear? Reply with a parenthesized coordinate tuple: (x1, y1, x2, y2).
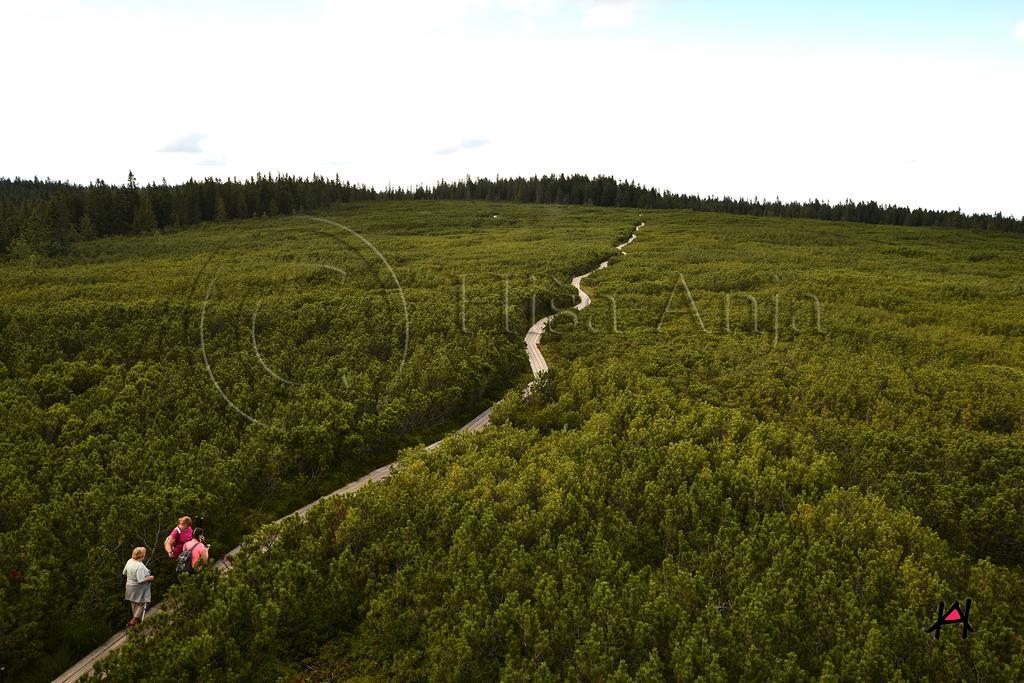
(54, 222, 642, 682)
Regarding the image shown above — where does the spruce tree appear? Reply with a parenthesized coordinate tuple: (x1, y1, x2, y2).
(215, 195, 227, 222)
(132, 192, 158, 232)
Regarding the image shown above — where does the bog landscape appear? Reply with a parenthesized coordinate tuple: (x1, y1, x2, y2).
(2, 2, 1024, 681)
(0, 175, 1022, 681)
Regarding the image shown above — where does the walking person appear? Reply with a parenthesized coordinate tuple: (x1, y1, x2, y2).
(163, 516, 193, 558)
(123, 547, 154, 628)
(176, 528, 211, 576)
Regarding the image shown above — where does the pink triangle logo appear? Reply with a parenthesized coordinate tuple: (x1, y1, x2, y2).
(945, 609, 961, 622)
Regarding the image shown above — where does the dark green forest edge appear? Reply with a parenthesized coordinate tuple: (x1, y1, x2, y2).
(2, 172, 1022, 257)
(1, 196, 1022, 680)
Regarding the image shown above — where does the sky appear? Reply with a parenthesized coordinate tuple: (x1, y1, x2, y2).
(1, 0, 1022, 216)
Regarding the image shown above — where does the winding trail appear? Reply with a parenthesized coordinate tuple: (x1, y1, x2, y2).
(54, 221, 643, 683)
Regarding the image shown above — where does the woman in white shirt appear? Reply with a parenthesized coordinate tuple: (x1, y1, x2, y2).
(122, 546, 155, 628)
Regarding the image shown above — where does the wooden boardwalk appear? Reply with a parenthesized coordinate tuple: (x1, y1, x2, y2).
(54, 223, 642, 682)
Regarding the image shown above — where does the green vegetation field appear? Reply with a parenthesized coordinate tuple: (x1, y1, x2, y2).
(0, 201, 634, 680)
(4, 202, 1023, 680)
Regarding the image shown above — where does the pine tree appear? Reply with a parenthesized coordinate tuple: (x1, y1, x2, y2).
(22, 205, 55, 255)
(234, 191, 248, 218)
(132, 192, 158, 232)
(78, 215, 97, 239)
(215, 195, 228, 222)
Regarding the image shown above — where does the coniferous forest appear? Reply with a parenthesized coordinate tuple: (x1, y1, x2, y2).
(2, 173, 1021, 258)
(1, 198, 1021, 681)
(6, 0, 1024, 680)
(0, 202, 629, 680)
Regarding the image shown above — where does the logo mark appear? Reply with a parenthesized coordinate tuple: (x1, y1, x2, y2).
(925, 599, 975, 640)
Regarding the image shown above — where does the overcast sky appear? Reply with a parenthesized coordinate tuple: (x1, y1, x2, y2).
(1, 0, 1022, 216)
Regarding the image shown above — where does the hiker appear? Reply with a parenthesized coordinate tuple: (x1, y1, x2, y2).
(176, 527, 210, 576)
(123, 547, 154, 628)
(164, 516, 193, 558)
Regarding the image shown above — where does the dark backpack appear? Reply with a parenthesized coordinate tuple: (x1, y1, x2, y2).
(175, 542, 197, 575)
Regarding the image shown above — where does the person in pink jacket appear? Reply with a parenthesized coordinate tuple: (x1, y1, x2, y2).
(163, 516, 193, 558)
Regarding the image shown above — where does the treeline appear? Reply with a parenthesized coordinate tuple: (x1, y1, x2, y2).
(0, 174, 385, 256)
(2, 172, 1022, 256)
(420, 175, 1024, 233)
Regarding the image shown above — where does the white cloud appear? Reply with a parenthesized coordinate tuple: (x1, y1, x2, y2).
(581, 0, 638, 29)
(159, 132, 205, 154)
(322, 0, 484, 37)
(1014, 20, 1024, 42)
(435, 138, 491, 155)
(0, 1, 1022, 216)
(500, 0, 556, 14)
